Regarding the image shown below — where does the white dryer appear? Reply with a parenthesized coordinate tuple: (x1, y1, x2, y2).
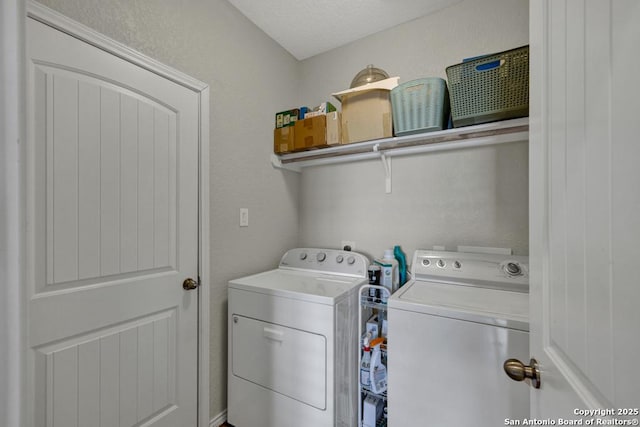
(228, 248, 369, 427)
(388, 249, 530, 426)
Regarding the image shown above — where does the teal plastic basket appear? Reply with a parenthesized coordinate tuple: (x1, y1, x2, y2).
(390, 77, 449, 137)
(446, 45, 529, 127)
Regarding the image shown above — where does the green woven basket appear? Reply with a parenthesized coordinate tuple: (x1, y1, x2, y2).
(446, 45, 529, 127)
(390, 77, 450, 136)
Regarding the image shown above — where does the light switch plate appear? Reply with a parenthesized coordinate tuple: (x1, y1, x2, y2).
(240, 208, 249, 227)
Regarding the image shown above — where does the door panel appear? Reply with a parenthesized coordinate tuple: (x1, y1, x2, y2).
(530, 0, 640, 417)
(27, 16, 198, 427)
(34, 65, 178, 292)
(34, 311, 176, 427)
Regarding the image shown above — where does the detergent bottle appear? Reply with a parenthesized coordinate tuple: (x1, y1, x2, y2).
(374, 249, 399, 294)
(394, 245, 408, 286)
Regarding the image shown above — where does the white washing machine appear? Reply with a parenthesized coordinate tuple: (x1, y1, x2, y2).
(228, 248, 369, 427)
(388, 249, 530, 426)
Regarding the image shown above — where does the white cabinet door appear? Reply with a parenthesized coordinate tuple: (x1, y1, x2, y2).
(529, 0, 640, 420)
(26, 16, 200, 427)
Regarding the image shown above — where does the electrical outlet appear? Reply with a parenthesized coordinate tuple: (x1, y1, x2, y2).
(239, 208, 249, 227)
(341, 240, 356, 251)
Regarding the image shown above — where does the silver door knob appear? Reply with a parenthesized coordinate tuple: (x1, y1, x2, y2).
(183, 277, 198, 290)
(504, 358, 541, 389)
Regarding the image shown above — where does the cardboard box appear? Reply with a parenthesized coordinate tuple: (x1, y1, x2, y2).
(294, 115, 326, 151)
(333, 77, 398, 144)
(273, 126, 295, 154)
(326, 111, 341, 146)
(293, 112, 342, 151)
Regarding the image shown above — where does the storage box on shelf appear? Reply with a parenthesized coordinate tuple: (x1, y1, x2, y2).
(390, 77, 450, 136)
(446, 45, 529, 127)
(326, 111, 341, 147)
(273, 126, 295, 154)
(273, 110, 342, 154)
(292, 111, 342, 151)
(333, 77, 398, 144)
(294, 115, 325, 151)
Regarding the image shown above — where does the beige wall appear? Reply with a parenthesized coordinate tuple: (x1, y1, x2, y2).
(35, 0, 301, 419)
(297, 0, 530, 260)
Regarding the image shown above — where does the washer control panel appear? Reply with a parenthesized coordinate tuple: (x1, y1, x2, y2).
(279, 248, 368, 278)
(412, 249, 529, 292)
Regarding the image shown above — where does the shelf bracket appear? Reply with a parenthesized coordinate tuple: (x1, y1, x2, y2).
(374, 144, 392, 194)
(271, 153, 301, 173)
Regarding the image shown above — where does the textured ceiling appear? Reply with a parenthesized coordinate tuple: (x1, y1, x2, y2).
(227, 0, 464, 60)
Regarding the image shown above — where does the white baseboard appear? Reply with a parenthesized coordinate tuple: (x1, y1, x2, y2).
(209, 409, 227, 427)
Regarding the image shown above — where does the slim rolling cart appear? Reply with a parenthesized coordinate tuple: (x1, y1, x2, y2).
(358, 284, 390, 427)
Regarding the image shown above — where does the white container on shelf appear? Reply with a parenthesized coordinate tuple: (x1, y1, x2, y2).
(374, 249, 399, 294)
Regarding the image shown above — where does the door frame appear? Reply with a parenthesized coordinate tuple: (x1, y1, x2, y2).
(1, 0, 27, 426)
(20, 2, 210, 425)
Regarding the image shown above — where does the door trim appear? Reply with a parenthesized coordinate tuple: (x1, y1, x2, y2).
(24, 2, 211, 425)
(1, 1, 27, 426)
(27, 1, 207, 93)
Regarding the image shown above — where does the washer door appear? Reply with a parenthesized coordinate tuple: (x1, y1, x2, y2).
(231, 315, 327, 409)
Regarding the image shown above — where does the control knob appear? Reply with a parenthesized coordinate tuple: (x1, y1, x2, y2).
(336, 255, 344, 264)
(347, 256, 356, 265)
(299, 252, 307, 261)
(504, 262, 522, 277)
(317, 252, 326, 262)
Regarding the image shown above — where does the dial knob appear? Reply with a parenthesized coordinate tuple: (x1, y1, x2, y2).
(336, 255, 344, 264)
(453, 260, 462, 269)
(317, 252, 326, 262)
(347, 256, 356, 265)
(504, 262, 522, 276)
(422, 259, 431, 266)
(437, 259, 446, 268)
(299, 252, 307, 261)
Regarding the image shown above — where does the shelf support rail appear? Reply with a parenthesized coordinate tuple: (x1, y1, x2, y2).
(374, 144, 392, 194)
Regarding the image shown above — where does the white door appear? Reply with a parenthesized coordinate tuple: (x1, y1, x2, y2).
(529, 0, 640, 421)
(26, 16, 201, 427)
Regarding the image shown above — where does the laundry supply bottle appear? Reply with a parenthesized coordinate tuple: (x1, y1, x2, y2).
(367, 265, 381, 302)
(374, 249, 399, 294)
(360, 335, 372, 387)
(369, 337, 387, 394)
(393, 245, 408, 286)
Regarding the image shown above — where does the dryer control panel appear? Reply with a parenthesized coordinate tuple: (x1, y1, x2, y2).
(279, 248, 369, 278)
